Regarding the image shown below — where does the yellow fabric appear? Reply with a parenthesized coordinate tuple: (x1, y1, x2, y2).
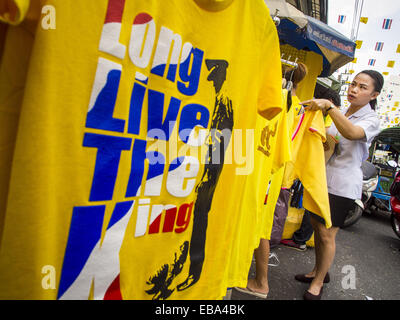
(285, 110, 332, 228)
(227, 89, 290, 286)
(281, 161, 295, 189)
(0, 0, 30, 25)
(282, 50, 323, 103)
(324, 114, 333, 128)
(0, 0, 39, 245)
(0, 0, 283, 300)
(270, 90, 292, 174)
(259, 89, 293, 240)
(281, 95, 300, 189)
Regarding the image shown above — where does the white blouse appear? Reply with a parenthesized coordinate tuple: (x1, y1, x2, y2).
(325, 103, 380, 200)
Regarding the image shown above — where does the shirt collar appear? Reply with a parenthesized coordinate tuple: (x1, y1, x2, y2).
(345, 103, 374, 119)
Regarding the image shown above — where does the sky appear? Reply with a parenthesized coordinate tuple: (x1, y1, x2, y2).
(327, 0, 400, 127)
(328, 0, 400, 77)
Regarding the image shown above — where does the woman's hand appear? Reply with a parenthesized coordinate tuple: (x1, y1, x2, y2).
(301, 98, 366, 140)
(299, 99, 332, 112)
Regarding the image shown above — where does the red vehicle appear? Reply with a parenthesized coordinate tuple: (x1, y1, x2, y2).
(390, 171, 400, 239)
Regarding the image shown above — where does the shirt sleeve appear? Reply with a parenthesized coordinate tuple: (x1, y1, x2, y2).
(257, 16, 283, 120)
(308, 110, 326, 142)
(0, 0, 30, 25)
(356, 113, 380, 144)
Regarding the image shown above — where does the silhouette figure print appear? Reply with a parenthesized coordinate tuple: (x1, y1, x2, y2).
(177, 59, 234, 291)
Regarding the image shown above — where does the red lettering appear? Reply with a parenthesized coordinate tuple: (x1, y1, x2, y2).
(104, 0, 125, 23)
(144, 202, 193, 235)
(175, 202, 193, 233)
(133, 12, 153, 25)
(162, 207, 177, 233)
(148, 214, 161, 234)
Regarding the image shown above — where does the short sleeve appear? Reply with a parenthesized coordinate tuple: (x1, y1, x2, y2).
(308, 110, 326, 142)
(356, 113, 380, 144)
(257, 17, 283, 120)
(0, 0, 30, 25)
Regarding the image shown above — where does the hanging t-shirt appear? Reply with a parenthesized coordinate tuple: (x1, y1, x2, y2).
(227, 89, 291, 286)
(278, 94, 301, 190)
(284, 109, 332, 227)
(262, 90, 299, 240)
(0, 0, 283, 300)
(0, 0, 39, 244)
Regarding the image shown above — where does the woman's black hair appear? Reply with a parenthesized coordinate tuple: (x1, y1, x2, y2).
(358, 70, 384, 110)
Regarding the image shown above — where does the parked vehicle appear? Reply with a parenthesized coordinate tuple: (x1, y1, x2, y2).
(343, 126, 400, 228)
(369, 161, 397, 213)
(343, 161, 378, 228)
(390, 171, 400, 239)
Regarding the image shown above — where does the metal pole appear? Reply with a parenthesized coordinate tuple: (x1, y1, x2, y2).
(350, 0, 364, 41)
(354, 0, 364, 41)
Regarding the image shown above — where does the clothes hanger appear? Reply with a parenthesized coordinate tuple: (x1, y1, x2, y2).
(281, 55, 299, 111)
(281, 54, 298, 91)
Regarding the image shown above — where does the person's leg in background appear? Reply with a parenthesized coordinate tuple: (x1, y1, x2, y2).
(281, 210, 314, 251)
(293, 210, 314, 244)
(246, 238, 270, 296)
(235, 238, 270, 298)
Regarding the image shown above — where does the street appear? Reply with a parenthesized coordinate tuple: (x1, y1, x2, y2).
(231, 210, 400, 300)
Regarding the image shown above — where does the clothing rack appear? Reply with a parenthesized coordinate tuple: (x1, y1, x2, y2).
(280, 55, 305, 115)
(281, 56, 298, 69)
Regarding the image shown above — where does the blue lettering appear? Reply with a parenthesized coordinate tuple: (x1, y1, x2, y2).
(125, 139, 166, 197)
(106, 201, 135, 230)
(128, 82, 146, 135)
(178, 103, 210, 143)
(177, 48, 204, 96)
(86, 69, 125, 133)
(58, 205, 106, 299)
(167, 64, 178, 83)
(147, 89, 181, 140)
(58, 201, 134, 299)
(83, 133, 132, 201)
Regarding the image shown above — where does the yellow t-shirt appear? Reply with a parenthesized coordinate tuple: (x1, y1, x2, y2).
(324, 114, 333, 128)
(227, 89, 291, 285)
(281, 95, 305, 189)
(0, 0, 282, 299)
(0, 0, 39, 245)
(261, 91, 298, 240)
(284, 109, 332, 227)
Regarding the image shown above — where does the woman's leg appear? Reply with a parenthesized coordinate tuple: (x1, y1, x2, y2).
(247, 238, 270, 294)
(307, 215, 339, 295)
(306, 224, 321, 277)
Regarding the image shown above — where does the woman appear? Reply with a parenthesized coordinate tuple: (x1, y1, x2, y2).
(298, 70, 383, 300)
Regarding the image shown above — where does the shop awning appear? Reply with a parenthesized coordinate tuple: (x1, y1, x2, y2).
(265, 1, 356, 77)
